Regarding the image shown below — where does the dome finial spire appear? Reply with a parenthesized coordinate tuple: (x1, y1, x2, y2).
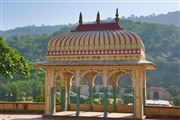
(79, 12, 83, 25)
(115, 8, 119, 23)
(96, 11, 100, 24)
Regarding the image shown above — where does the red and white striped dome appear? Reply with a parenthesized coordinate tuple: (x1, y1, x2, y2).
(47, 23, 144, 57)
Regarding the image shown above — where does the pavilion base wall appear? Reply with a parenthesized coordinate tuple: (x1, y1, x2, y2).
(0, 102, 180, 118)
(145, 106, 180, 118)
(0, 102, 44, 113)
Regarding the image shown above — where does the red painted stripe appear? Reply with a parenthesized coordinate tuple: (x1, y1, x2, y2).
(47, 48, 141, 56)
(87, 31, 95, 47)
(72, 32, 82, 46)
(102, 30, 105, 45)
(64, 32, 80, 47)
(93, 31, 97, 46)
(77, 31, 86, 46)
(98, 31, 101, 46)
(128, 31, 138, 44)
(109, 30, 116, 45)
(82, 31, 91, 46)
(54, 34, 69, 47)
(69, 32, 82, 47)
(58, 32, 75, 47)
(118, 30, 127, 46)
(107, 30, 111, 46)
(124, 30, 133, 45)
(114, 30, 121, 45)
(49, 34, 62, 47)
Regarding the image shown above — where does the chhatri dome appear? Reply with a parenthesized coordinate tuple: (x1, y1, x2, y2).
(45, 9, 153, 68)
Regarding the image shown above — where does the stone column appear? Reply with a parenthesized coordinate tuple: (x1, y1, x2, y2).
(132, 69, 145, 119)
(45, 66, 55, 115)
(75, 70, 81, 117)
(52, 78, 57, 113)
(143, 71, 147, 107)
(102, 70, 108, 118)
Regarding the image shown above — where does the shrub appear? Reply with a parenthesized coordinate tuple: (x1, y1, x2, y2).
(93, 99, 101, 104)
(122, 93, 133, 104)
(171, 97, 180, 106)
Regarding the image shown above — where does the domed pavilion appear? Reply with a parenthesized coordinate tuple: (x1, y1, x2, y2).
(35, 9, 155, 119)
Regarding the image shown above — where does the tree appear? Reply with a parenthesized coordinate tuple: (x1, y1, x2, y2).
(0, 37, 30, 78)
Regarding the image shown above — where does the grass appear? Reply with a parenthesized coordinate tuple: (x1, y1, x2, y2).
(93, 98, 121, 104)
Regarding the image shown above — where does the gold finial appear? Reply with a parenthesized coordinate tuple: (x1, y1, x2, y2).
(96, 11, 100, 24)
(115, 8, 119, 23)
(79, 12, 83, 25)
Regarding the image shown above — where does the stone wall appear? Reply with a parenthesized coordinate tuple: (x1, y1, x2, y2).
(0, 102, 179, 118)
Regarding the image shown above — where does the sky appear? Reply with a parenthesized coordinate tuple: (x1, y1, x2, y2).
(0, 0, 180, 31)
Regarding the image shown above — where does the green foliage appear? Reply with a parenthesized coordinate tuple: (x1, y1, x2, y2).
(6, 34, 49, 62)
(34, 95, 45, 102)
(167, 86, 180, 97)
(0, 25, 69, 39)
(0, 81, 30, 101)
(108, 99, 114, 105)
(93, 99, 101, 104)
(70, 92, 89, 104)
(93, 98, 117, 105)
(122, 94, 134, 104)
(0, 37, 31, 78)
(56, 96, 60, 103)
(0, 67, 45, 102)
(93, 92, 103, 99)
(80, 95, 89, 104)
(121, 20, 180, 92)
(127, 11, 180, 28)
(171, 97, 180, 106)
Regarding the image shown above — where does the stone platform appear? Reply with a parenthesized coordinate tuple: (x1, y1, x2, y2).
(43, 111, 134, 120)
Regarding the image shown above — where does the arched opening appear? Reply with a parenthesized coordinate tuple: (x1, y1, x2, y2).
(80, 76, 89, 104)
(93, 75, 103, 105)
(117, 74, 133, 105)
(57, 72, 74, 111)
(153, 91, 159, 100)
(107, 78, 113, 106)
(115, 73, 134, 115)
(49, 73, 61, 113)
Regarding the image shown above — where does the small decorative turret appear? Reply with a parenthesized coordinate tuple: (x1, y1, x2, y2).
(79, 12, 83, 25)
(96, 11, 100, 24)
(115, 9, 119, 23)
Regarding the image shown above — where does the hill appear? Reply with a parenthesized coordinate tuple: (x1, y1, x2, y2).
(0, 11, 179, 38)
(0, 25, 70, 39)
(126, 11, 180, 27)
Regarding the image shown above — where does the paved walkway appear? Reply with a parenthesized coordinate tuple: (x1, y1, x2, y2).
(0, 112, 133, 120)
(1, 112, 178, 120)
(0, 114, 42, 120)
(54, 111, 133, 118)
